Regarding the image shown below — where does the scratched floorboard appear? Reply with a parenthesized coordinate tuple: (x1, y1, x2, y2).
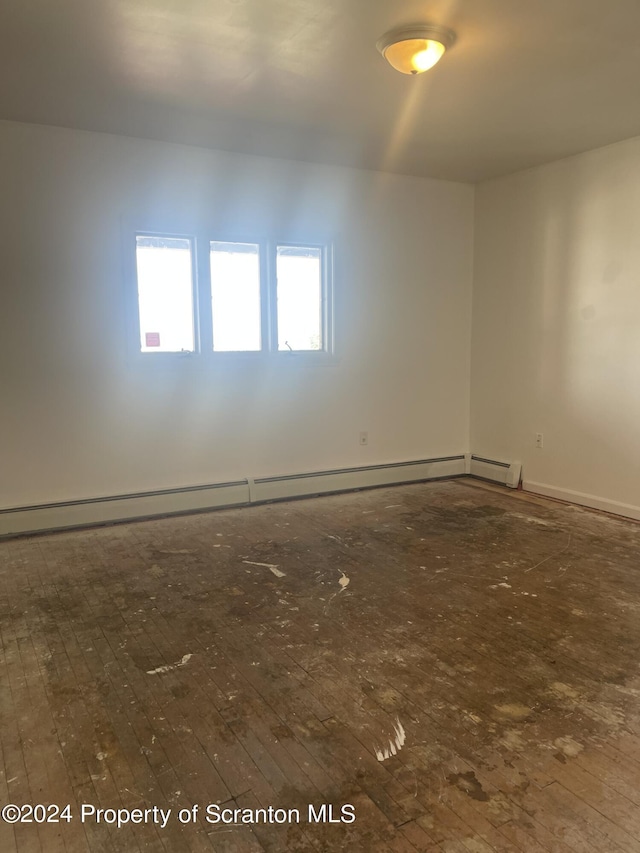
(2, 479, 640, 851)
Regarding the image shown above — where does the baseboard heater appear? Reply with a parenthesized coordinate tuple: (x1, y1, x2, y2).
(0, 455, 467, 537)
(466, 454, 521, 489)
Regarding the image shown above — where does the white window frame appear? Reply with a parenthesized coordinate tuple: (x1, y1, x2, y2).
(132, 231, 200, 358)
(127, 229, 334, 361)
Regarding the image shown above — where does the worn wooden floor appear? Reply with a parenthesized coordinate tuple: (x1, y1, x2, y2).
(2, 479, 640, 852)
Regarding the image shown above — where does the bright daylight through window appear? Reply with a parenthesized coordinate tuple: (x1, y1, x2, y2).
(210, 241, 261, 352)
(134, 234, 330, 357)
(276, 246, 323, 351)
(135, 235, 195, 353)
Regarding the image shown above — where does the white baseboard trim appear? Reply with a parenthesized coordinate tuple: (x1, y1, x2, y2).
(0, 455, 466, 536)
(523, 481, 640, 522)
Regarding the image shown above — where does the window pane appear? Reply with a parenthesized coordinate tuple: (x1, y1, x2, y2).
(210, 241, 261, 352)
(276, 246, 323, 351)
(136, 235, 195, 352)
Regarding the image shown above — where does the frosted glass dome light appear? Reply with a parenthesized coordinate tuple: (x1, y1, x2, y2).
(377, 25, 455, 75)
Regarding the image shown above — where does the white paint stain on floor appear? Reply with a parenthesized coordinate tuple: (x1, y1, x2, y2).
(242, 560, 286, 577)
(155, 549, 194, 555)
(494, 703, 533, 720)
(147, 653, 192, 676)
(375, 718, 406, 762)
(508, 512, 554, 527)
(554, 736, 584, 757)
(339, 572, 350, 591)
(500, 729, 526, 751)
(550, 681, 581, 701)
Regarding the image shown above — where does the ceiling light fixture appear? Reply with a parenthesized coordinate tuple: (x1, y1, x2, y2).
(377, 24, 456, 75)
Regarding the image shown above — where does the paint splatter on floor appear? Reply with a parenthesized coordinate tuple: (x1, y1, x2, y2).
(147, 653, 192, 675)
(375, 718, 406, 761)
(243, 560, 286, 577)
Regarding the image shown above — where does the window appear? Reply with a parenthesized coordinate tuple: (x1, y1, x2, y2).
(135, 235, 195, 353)
(132, 233, 331, 358)
(210, 241, 261, 352)
(276, 246, 323, 352)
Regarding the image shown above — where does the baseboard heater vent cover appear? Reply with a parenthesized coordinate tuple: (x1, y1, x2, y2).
(251, 455, 466, 502)
(0, 480, 251, 538)
(0, 455, 467, 537)
(467, 455, 521, 489)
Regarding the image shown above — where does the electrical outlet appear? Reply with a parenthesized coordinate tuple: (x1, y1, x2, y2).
(535, 433, 544, 449)
(359, 431, 368, 446)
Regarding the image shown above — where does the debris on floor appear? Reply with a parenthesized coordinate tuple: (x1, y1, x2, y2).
(146, 653, 192, 675)
(375, 718, 406, 761)
(242, 559, 286, 577)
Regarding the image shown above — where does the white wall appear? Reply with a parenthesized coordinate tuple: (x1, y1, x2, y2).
(472, 137, 640, 517)
(0, 120, 473, 508)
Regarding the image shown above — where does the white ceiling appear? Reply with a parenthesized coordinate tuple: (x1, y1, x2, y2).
(3, 0, 640, 182)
